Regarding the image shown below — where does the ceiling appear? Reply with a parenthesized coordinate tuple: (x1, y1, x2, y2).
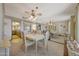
(4, 3, 77, 23)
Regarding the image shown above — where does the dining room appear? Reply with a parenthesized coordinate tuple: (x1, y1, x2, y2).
(0, 3, 79, 56)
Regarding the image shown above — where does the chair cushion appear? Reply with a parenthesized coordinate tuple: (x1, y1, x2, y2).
(67, 40, 75, 51)
(25, 40, 35, 46)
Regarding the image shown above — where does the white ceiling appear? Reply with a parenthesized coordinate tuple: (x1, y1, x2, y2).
(4, 3, 77, 23)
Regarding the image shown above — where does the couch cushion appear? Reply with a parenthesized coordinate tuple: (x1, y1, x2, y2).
(67, 40, 75, 51)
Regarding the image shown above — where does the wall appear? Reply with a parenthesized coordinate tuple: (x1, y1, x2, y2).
(54, 21, 68, 34)
(0, 3, 6, 56)
(4, 17, 12, 40)
(75, 6, 78, 41)
(20, 20, 24, 32)
(70, 16, 76, 40)
(0, 4, 3, 41)
(41, 25, 47, 32)
(76, 5, 79, 42)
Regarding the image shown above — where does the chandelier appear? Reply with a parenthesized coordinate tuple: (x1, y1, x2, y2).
(48, 20, 53, 26)
(23, 6, 42, 21)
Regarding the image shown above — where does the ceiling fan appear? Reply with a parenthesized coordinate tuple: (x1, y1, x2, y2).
(23, 6, 42, 21)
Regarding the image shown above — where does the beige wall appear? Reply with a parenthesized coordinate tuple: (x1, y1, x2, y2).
(70, 16, 76, 40)
(53, 21, 68, 34)
(76, 4, 79, 42)
(75, 6, 78, 41)
(4, 17, 12, 40)
(0, 4, 3, 41)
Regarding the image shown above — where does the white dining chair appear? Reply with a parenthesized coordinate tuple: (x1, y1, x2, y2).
(67, 40, 79, 56)
(24, 36, 35, 54)
(67, 43, 79, 56)
(44, 31, 49, 52)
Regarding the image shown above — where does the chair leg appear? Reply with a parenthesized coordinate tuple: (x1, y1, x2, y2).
(44, 42, 48, 55)
(35, 41, 38, 56)
(25, 46, 27, 55)
(5, 48, 10, 56)
(7, 48, 10, 56)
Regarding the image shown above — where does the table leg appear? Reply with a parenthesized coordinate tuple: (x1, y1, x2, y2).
(25, 46, 27, 55)
(5, 48, 6, 56)
(5, 48, 9, 56)
(35, 41, 37, 56)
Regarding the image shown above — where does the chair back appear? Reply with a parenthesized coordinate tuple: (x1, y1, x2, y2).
(46, 31, 49, 40)
(67, 40, 79, 56)
(44, 31, 49, 47)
